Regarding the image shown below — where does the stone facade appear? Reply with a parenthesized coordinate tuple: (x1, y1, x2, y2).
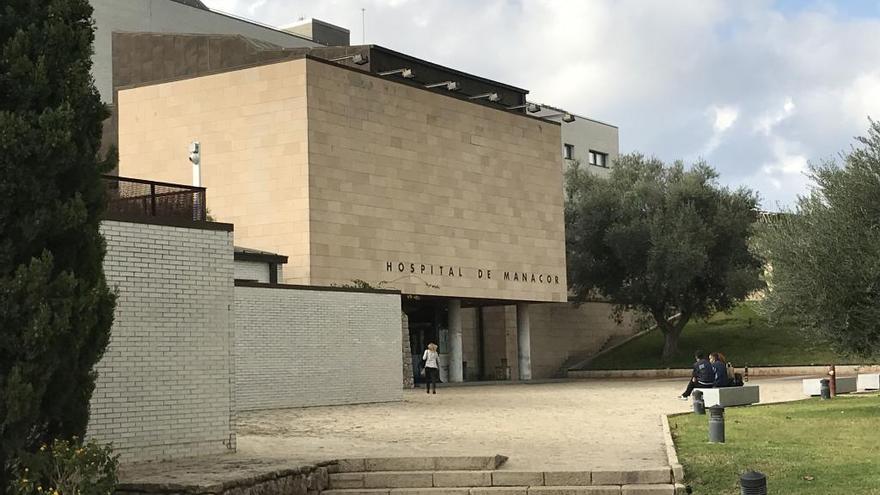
(401, 312, 415, 389)
(117, 57, 567, 303)
(233, 284, 403, 410)
(89, 219, 235, 462)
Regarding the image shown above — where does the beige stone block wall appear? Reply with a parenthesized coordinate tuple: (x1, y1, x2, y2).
(117, 59, 312, 283)
(304, 59, 567, 302)
(528, 302, 640, 378)
(117, 58, 568, 301)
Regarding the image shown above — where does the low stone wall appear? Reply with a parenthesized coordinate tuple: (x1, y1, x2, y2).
(569, 364, 880, 379)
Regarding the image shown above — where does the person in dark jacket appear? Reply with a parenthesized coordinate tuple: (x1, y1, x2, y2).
(710, 352, 729, 388)
(679, 350, 714, 400)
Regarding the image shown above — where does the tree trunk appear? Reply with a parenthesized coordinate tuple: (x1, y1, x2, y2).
(662, 330, 680, 361)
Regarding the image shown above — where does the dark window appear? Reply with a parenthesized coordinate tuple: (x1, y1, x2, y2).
(563, 143, 574, 160)
(589, 150, 608, 167)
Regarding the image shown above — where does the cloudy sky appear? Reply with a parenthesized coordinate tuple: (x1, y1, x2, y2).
(204, 0, 880, 209)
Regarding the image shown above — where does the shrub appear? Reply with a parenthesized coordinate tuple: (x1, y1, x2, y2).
(10, 439, 118, 495)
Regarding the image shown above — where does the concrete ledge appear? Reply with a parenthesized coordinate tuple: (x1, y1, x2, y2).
(471, 488, 529, 495)
(324, 491, 391, 495)
(620, 485, 674, 495)
(528, 487, 620, 495)
(693, 385, 759, 407)
(543, 473, 591, 486)
(591, 469, 672, 486)
(331, 473, 366, 489)
(659, 416, 683, 484)
(363, 472, 434, 489)
(858, 373, 880, 390)
(389, 489, 470, 495)
(339, 457, 508, 473)
(492, 472, 544, 487)
(803, 376, 857, 396)
(433, 472, 492, 487)
(569, 364, 880, 379)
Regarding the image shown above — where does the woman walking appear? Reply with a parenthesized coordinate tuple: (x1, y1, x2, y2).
(422, 343, 440, 395)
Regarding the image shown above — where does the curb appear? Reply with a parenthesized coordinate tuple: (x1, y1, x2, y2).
(660, 414, 684, 485)
(569, 364, 880, 379)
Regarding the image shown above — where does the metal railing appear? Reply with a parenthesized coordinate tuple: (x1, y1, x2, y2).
(103, 175, 206, 221)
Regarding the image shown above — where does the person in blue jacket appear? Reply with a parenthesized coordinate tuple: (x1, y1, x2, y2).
(679, 350, 714, 400)
(710, 352, 729, 388)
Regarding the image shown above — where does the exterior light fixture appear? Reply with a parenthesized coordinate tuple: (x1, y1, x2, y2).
(379, 68, 414, 78)
(507, 102, 542, 113)
(542, 111, 577, 123)
(469, 92, 501, 102)
(425, 81, 461, 91)
(331, 53, 369, 65)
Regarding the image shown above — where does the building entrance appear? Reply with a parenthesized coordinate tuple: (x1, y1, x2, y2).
(405, 299, 448, 385)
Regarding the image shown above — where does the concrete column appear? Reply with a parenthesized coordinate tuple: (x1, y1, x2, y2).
(449, 299, 463, 382)
(516, 302, 531, 381)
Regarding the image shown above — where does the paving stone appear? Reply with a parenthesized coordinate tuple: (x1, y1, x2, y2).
(433, 471, 492, 487)
(591, 469, 671, 485)
(528, 486, 620, 495)
(620, 484, 674, 495)
(364, 472, 434, 488)
(471, 487, 529, 495)
(330, 473, 365, 489)
(543, 472, 591, 486)
(338, 459, 367, 473)
(492, 472, 544, 487)
(390, 489, 470, 495)
(366, 458, 436, 472)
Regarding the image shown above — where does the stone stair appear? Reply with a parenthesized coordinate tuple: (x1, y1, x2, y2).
(323, 457, 683, 495)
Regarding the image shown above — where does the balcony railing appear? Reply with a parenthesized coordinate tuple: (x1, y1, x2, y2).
(103, 175, 206, 221)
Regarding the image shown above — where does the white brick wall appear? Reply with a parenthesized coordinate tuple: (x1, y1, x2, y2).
(234, 285, 403, 410)
(234, 260, 271, 282)
(89, 220, 235, 462)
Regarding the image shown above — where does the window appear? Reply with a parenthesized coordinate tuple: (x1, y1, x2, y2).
(589, 150, 608, 168)
(563, 143, 574, 160)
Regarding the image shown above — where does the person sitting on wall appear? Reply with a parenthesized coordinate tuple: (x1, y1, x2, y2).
(679, 350, 714, 400)
(710, 352, 730, 388)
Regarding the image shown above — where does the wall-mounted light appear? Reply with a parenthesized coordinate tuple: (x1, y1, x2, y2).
(379, 68, 414, 78)
(507, 102, 542, 113)
(542, 111, 576, 123)
(469, 92, 500, 102)
(425, 81, 461, 91)
(331, 53, 369, 65)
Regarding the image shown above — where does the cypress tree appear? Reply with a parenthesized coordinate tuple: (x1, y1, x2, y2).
(0, 0, 116, 491)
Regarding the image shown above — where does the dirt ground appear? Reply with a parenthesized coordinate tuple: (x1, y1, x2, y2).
(236, 376, 808, 471)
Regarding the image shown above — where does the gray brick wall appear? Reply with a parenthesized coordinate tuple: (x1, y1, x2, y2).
(234, 260, 271, 282)
(234, 286, 403, 410)
(88, 220, 235, 462)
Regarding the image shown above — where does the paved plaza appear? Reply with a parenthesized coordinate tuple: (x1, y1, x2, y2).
(236, 377, 807, 471)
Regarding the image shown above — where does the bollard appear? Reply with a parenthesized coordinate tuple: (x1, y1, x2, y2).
(693, 390, 706, 415)
(740, 470, 767, 495)
(829, 365, 837, 398)
(820, 378, 831, 400)
(708, 405, 725, 443)
(744, 366, 750, 383)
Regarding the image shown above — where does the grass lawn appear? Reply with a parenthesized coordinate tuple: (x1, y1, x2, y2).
(586, 303, 868, 369)
(669, 395, 880, 495)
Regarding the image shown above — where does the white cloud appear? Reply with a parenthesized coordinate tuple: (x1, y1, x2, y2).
(713, 105, 739, 132)
(202, 0, 880, 209)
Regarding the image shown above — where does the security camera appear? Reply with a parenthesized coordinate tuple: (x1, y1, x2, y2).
(189, 141, 201, 165)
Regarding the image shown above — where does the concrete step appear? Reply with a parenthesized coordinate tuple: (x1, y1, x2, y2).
(321, 485, 679, 495)
(337, 457, 509, 473)
(329, 469, 672, 490)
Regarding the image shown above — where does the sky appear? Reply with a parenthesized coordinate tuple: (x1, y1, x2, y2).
(204, 0, 880, 210)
